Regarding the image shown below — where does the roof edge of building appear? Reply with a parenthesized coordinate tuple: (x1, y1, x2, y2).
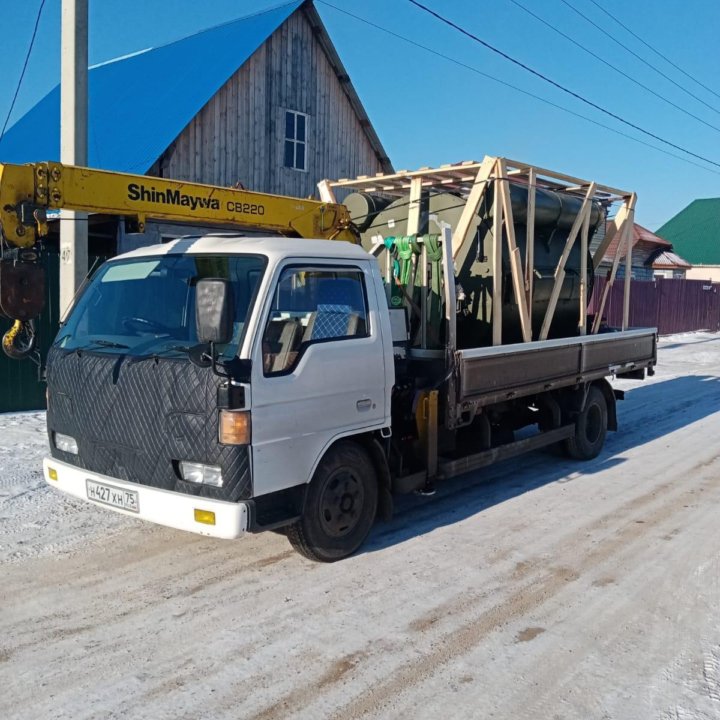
(301, 1, 393, 174)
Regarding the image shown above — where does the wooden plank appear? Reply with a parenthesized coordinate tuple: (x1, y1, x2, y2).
(539, 182, 597, 341)
(578, 197, 591, 335)
(254, 42, 266, 191)
(503, 157, 630, 197)
(226, 70, 237, 185)
(451, 155, 495, 259)
(623, 195, 637, 330)
(592, 199, 632, 268)
(317, 179, 336, 203)
(525, 167, 536, 328)
(441, 226, 457, 352)
(497, 159, 531, 343)
(213, 90, 222, 186)
(406, 177, 423, 236)
(492, 175, 504, 346)
(326, 161, 488, 189)
(591, 213, 630, 334)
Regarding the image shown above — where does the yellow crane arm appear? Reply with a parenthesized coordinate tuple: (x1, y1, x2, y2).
(0, 161, 358, 359)
(0, 161, 357, 248)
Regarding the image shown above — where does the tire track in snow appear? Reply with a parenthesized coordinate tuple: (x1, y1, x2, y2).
(325, 459, 720, 719)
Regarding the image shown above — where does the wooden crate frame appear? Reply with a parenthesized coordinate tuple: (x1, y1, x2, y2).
(319, 155, 637, 344)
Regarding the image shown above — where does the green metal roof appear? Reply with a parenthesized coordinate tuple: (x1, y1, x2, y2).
(656, 198, 720, 265)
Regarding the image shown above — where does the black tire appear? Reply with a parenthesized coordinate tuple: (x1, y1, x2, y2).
(286, 441, 378, 562)
(564, 385, 608, 460)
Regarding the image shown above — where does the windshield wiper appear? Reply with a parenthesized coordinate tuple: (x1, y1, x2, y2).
(85, 339, 130, 350)
(126, 344, 193, 363)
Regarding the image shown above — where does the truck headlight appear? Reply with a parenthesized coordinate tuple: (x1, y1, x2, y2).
(179, 462, 223, 487)
(54, 432, 78, 454)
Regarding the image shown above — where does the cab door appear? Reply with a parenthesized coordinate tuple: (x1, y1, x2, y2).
(250, 260, 389, 496)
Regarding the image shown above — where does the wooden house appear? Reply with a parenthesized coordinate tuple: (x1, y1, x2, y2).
(0, 0, 391, 200)
(596, 223, 692, 281)
(0, 0, 392, 411)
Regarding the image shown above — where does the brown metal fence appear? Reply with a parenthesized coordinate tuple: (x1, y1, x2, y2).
(589, 276, 720, 335)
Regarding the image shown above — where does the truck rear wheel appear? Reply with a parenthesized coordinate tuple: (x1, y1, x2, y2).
(565, 385, 608, 460)
(286, 441, 378, 562)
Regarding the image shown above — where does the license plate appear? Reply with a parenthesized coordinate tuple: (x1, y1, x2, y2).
(86, 479, 139, 513)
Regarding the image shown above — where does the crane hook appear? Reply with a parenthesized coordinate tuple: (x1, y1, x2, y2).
(2, 318, 36, 359)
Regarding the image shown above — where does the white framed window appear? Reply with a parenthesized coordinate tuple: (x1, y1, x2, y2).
(283, 110, 308, 171)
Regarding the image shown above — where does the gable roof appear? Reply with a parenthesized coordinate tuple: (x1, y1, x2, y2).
(0, 0, 389, 177)
(601, 222, 671, 264)
(656, 198, 720, 265)
(651, 249, 692, 270)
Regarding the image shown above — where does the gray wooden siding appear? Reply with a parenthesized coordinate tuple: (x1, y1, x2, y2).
(152, 10, 384, 197)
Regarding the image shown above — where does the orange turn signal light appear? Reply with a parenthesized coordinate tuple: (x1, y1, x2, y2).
(219, 410, 251, 445)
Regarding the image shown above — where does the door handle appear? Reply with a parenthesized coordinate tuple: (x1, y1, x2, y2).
(356, 399, 372, 411)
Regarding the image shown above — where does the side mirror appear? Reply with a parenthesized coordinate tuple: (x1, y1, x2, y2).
(196, 278, 234, 344)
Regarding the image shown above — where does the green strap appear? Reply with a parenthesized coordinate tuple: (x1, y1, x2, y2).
(395, 236, 415, 286)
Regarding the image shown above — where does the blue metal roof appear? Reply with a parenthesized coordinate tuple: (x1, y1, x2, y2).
(0, 1, 303, 174)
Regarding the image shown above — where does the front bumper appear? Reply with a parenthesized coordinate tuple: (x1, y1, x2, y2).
(43, 457, 249, 539)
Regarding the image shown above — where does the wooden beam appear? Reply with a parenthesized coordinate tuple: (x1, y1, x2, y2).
(592, 198, 633, 268)
(525, 168, 536, 328)
(492, 173, 504, 346)
(406, 177, 423, 237)
(441, 225, 457, 353)
(591, 212, 631, 334)
(539, 182, 597, 341)
(578, 198, 591, 335)
(325, 160, 488, 189)
(451, 155, 495, 259)
(502, 158, 630, 197)
(497, 159, 531, 343)
(622, 195, 637, 330)
(317, 179, 336, 203)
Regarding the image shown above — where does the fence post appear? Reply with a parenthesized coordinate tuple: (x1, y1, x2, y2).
(655, 277, 663, 335)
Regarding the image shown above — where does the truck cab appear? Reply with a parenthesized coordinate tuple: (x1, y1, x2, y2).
(44, 235, 394, 560)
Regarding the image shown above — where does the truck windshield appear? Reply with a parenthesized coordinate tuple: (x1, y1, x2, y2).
(55, 254, 266, 358)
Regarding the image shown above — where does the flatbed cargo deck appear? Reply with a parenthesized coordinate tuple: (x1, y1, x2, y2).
(458, 328, 656, 407)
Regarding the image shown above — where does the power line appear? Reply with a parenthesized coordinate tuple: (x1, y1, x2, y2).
(317, 0, 720, 177)
(586, 0, 720, 104)
(406, 0, 720, 170)
(508, 0, 720, 135)
(0, 0, 47, 143)
(559, 0, 720, 116)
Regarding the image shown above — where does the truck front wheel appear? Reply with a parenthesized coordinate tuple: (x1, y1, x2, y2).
(564, 385, 608, 460)
(286, 441, 378, 562)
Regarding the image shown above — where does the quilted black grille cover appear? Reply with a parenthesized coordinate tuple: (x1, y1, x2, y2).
(46, 346, 252, 501)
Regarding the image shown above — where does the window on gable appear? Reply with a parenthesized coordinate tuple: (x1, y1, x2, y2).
(283, 110, 307, 171)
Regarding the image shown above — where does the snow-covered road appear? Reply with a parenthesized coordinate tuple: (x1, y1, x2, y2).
(1, 332, 719, 719)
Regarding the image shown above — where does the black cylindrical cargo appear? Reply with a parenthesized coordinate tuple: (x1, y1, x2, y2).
(346, 181, 605, 347)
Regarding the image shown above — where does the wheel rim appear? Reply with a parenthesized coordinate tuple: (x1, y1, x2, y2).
(586, 403, 603, 444)
(318, 468, 365, 538)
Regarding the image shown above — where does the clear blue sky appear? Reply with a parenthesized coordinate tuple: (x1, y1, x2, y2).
(1, 0, 718, 230)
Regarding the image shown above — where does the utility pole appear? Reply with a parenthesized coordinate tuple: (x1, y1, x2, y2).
(59, 0, 88, 317)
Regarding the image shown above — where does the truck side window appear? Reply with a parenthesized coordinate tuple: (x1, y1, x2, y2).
(262, 267, 369, 375)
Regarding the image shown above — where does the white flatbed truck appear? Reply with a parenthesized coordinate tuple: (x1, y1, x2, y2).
(29, 158, 655, 560)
